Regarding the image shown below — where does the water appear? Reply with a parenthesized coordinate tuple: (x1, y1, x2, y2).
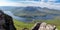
(3, 11, 57, 22)
(3, 11, 33, 22)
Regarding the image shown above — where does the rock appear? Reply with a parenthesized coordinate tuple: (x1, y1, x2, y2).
(0, 10, 16, 30)
(22, 28, 29, 30)
(32, 22, 41, 30)
(38, 22, 47, 30)
(32, 22, 58, 30)
(46, 24, 55, 30)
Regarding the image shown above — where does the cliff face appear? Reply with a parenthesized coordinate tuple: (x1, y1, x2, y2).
(0, 10, 16, 30)
(32, 22, 58, 30)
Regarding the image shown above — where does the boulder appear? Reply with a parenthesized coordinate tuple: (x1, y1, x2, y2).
(32, 22, 58, 30)
(32, 22, 41, 30)
(38, 22, 47, 30)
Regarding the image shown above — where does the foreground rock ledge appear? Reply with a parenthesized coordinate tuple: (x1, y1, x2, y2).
(32, 22, 58, 30)
(0, 10, 16, 30)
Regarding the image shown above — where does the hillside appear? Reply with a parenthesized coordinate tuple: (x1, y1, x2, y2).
(12, 6, 60, 20)
(0, 6, 60, 15)
(12, 6, 60, 16)
(14, 19, 60, 30)
(1, 6, 60, 20)
(0, 6, 60, 30)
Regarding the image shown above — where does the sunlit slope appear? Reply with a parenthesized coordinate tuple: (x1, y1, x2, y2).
(14, 18, 60, 30)
(14, 20, 34, 30)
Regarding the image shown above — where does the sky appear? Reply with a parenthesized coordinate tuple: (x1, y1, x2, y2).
(0, 0, 60, 10)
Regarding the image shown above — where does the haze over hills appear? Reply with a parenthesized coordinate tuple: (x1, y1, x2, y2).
(0, 6, 60, 20)
(0, 6, 60, 14)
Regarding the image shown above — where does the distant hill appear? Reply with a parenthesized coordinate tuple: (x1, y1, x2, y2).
(10, 6, 60, 16)
(0, 6, 60, 20)
(0, 6, 60, 15)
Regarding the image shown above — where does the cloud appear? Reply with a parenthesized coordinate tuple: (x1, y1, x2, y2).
(46, 0, 60, 10)
(33, 0, 60, 10)
(0, 1, 40, 6)
(0, 2, 19, 6)
(0, 0, 60, 10)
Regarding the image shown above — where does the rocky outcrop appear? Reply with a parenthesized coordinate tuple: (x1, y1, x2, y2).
(32, 22, 58, 30)
(0, 10, 16, 30)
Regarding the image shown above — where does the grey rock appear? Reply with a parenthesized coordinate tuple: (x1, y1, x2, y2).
(32, 22, 58, 30)
(0, 10, 16, 30)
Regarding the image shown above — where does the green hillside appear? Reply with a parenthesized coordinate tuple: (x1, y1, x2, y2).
(12, 7, 60, 30)
(14, 19, 60, 30)
(14, 19, 34, 30)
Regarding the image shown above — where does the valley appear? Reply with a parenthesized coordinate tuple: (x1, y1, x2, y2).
(0, 6, 60, 30)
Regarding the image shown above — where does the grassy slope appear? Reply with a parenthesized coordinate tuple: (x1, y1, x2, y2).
(13, 19, 60, 30)
(13, 20, 34, 30)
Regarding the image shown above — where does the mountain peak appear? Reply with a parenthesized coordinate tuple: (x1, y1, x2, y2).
(23, 6, 40, 12)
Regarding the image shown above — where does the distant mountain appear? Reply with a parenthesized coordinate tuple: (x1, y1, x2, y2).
(12, 6, 46, 16)
(0, 6, 60, 15)
(10, 6, 60, 16)
(0, 6, 60, 20)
